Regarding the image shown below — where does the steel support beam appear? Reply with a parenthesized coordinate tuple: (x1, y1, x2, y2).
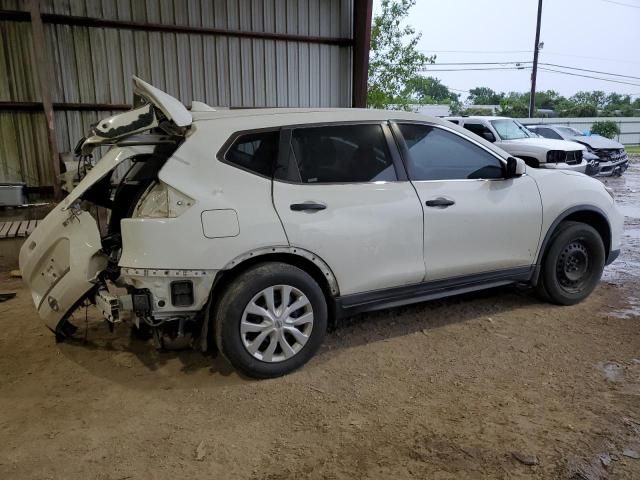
(28, 0, 61, 199)
(352, 0, 373, 108)
(0, 10, 353, 47)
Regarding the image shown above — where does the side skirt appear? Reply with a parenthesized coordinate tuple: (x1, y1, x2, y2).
(335, 267, 533, 318)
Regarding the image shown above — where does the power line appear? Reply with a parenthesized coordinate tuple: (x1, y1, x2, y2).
(423, 61, 640, 81)
(540, 63, 640, 80)
(417, 66, 529, 72)
(542, 51, 640, 65)
(538, 67, 640, 87)
(599, 0, 640, 7)
(427, 61, 530, 66)
(421, 49, 532, 54)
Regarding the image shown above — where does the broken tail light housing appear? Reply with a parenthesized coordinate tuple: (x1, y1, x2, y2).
(132, 181, 194, 218)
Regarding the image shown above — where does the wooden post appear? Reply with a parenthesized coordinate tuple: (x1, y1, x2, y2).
(28, 0, 62, 200)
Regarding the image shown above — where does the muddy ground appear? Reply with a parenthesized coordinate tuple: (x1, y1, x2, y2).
(1, 162, 639, 479)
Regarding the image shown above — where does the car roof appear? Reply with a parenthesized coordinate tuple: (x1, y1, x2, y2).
(445, 116, 514, 121)
(192, 107, 436, 122)
(191, 108, 513, 161)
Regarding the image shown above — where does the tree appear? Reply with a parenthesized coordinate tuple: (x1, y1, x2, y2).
(497, 95, 529, 117)
(368, 0, 435, 109)
(591, 121, 620, 139)
(404, 76, 459, 104)
(571, 91, 607, 110)
(467, 87, 503, 105)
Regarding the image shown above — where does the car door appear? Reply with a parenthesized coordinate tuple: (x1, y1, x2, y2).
(393, 122, 542, 281)
(272, 122, 425, 296)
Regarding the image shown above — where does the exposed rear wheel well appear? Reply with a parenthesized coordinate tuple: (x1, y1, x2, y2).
(210, 253, 338, 327)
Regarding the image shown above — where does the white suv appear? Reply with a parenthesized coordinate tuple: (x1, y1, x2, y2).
(20, 79, 623, 378)
(446, 116, 597, 175)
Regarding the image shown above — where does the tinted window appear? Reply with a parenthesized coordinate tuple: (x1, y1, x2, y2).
(535, 127, 562, 140)
(398, 124, 504, 181)
(225, 130, 279, 177)
(290, 124, 396, 183)
(463, 122, 492, 137)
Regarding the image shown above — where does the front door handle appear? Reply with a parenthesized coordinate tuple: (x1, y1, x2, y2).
(425, 197, 455, 208)
(290, 202, 327, 212)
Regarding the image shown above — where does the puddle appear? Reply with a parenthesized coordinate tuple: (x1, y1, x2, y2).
(609, 297, 640, 320)
(619, 205, 640, 219)
(599, 162, 640, 284)
(597, 361, 624, 382)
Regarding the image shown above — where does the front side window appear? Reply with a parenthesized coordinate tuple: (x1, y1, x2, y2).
(490, 119, 533, 140)
(398, 124, 504, 181)
(290, 124, 397, 183)
(225, 130, 279, 177)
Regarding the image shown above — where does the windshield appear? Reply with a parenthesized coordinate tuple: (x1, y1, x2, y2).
(557, 126, 584, 137)
(490, 119, 533, 140)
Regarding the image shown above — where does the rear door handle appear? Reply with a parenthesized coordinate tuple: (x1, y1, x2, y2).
(425, 197, 455, 208)
(290, 202, 327, 212)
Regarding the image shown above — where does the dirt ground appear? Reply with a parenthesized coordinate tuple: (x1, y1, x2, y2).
(1, 162, 640, 480)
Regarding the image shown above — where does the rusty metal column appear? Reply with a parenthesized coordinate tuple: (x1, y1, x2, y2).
(352, 0, 373, 108)
(28, 0, 61, 199)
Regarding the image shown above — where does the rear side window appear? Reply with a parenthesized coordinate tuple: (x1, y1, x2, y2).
(224, 130, 279, 177)
(290, 124, 397, 183)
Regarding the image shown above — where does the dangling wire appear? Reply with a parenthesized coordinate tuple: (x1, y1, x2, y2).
(84, 302, 89, 344)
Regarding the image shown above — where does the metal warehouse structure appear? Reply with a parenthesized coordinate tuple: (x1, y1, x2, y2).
(0, 0, 373, 191)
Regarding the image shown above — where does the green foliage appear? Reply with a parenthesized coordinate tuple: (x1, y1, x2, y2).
(368, 0, 435, 109)
(461, 106, 496, 116)
(590, 121, 620, 139)
(467, 87, 504, 105)
(403, 76, 460, 104)
(497, 96, 529, 118)
(464, 86, 639, 118)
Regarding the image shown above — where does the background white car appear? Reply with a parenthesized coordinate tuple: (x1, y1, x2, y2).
(445, 116, 599, 175)
(19, 79, 623, 378)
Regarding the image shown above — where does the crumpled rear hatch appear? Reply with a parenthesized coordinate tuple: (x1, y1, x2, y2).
(19, 206, 107, 332)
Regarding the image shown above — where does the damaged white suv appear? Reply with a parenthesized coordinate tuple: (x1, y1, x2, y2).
(20, 78, 623, 378)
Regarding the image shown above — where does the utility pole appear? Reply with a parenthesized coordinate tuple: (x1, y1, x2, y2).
(529, 0, 543, 118)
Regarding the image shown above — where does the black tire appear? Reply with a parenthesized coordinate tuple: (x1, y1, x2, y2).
(213, 262, 328, 379)
(538, 221, 605, 306)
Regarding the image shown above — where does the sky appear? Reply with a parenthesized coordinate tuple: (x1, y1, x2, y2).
(372, 0, 640, 100)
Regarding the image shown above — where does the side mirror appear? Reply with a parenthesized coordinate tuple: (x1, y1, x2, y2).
(505, 157, 526, 178)
(482, 131, 496, 142)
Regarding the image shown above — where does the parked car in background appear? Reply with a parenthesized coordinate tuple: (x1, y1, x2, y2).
(446, 116, 599, 176)
(19, 79, 623, 378)
(526, 125, 629, 176)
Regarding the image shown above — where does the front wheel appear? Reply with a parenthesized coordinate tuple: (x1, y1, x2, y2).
(213, 262, 328, 378)
(538, 221, 605, 305)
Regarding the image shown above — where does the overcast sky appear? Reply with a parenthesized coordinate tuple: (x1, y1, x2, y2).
(372, 0, 640, 99)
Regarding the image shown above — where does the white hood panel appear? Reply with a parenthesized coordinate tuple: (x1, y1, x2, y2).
(504, 137, 585, 151)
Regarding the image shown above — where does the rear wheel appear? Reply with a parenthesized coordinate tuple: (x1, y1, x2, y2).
(537, 221, 605, 305)
(213, 262, 328, 378)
